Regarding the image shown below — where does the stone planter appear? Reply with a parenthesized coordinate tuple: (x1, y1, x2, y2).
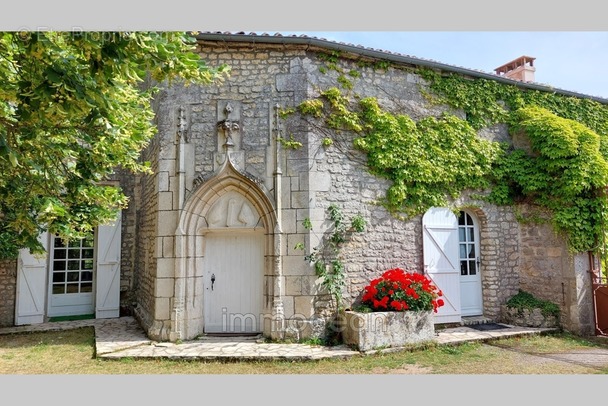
(501, 305, 559, 328)
(342, 310, 435, 352)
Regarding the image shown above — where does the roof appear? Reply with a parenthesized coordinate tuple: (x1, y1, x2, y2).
(195, 32, 608, 104)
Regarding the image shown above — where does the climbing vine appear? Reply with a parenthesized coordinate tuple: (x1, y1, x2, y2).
(296, 204, 366, 310)
(288, 53, 608, 254)
(420, 69, 608, 253)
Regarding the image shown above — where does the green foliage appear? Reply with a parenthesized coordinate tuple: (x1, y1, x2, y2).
(301, 204, 366, 311)
(0, 31, 229, 258)
(302, 217, 313, 230)
(278, 107, 296, 119)
(488, 106, 608, 252)
(337, 75, 353, 90)
(321, 137, 334, 147)
(350, 213, 367, 232)
(355, 98, 501, 217)
(506, 290, 560, 318)
(308, 57, 608, 254)
(277, 134, 303, 149)
(297, 99, 323, 118)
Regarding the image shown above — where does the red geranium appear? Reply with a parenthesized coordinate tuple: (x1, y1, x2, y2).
(361, 268, 445, 313)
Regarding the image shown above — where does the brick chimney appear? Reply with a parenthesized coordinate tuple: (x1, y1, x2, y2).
(494, 55, 536, 83)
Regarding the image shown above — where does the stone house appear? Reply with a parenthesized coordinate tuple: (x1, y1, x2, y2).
(1, 32, 605, 341)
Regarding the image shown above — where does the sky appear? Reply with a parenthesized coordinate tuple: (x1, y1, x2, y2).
(279, 32, 608, 100)
(5, 1, 608, 101)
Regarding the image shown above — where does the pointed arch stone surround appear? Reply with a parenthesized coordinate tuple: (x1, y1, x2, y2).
(170, 157, 281, 341)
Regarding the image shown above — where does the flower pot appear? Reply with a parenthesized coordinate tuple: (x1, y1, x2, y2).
(342, 310, 435, 352)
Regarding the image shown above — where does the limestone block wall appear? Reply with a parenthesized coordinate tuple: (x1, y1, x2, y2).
(299, 55, 522, 323)
(133, 135, 161, 334)
(461, 201, 521, 319)
(517, 206, 595, 334)
(0, 260, 17, 327)
(128, 38, 596, 340)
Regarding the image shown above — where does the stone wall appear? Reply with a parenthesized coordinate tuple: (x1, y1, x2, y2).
(517, 206, 595, 334)
(128, 39, 595, 340)
(112, 168, 139, 314)
(0, 260, 17, 327)
(132, 130, 161, 334)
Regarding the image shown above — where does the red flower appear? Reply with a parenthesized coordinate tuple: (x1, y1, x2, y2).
(360, 267, 444, 312)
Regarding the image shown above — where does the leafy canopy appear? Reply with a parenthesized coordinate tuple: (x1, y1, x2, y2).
(0, 31, 229, 258)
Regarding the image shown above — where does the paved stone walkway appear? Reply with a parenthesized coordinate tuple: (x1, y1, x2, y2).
(0, 316, 557, 360)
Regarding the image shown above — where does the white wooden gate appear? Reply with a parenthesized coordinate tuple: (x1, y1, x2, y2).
(422, 207, 462, 323)
(203, 232, 264, 334)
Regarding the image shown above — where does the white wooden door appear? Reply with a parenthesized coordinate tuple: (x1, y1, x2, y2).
(15, 232, 49, 325)
(422, 207, 461, 323)
(458, 211, 483, 316)
(95, 213, 122, 319)
(203, 232, 264, 334)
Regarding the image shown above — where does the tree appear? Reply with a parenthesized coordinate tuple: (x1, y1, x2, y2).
(0, 31, 229, 258)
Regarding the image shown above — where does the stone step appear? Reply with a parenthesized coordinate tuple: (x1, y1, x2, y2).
(460, 316, 495, 326)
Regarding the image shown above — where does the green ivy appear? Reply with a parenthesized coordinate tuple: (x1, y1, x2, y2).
(421, 69, 608, 253)
(506, 289, 560, 318)
(293, 56, 608, 254)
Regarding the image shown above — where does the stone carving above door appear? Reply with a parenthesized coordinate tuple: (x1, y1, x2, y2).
(207, 191, 261, 229)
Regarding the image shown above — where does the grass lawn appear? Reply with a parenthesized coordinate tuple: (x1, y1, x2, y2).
(1, 327, 607, 375)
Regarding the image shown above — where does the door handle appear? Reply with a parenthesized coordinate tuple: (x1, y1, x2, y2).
(211, 273, 216, 291)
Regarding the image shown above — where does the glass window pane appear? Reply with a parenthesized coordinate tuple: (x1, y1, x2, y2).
(82, 259, 94, 270)
(460, 244, 466, 259)
(468, 227, 475, 242)
(459, 228, 465, 242)
(468, 244, 476, 258)
(68, 260, 80, 270)
(460, 260, 468, 276)
(469, 260, 476, 275)
(82, 249, 94, 259)
(458, 211, 465, 225)
(465, 213, 473, 225)
(68, 249, 80, 259)
(67, 272, 80, 282)
(54, 249, 66, 259)
(54, 237, 65, 248)
(52, 272, 66, 283)
(81, 271, 93, 282)
(68, 239, 80, 248)
(81, 283, 93, 293)
(53, 285, 65, 294)
(66, 284, 79, 293)
(82, 236, 95, 247)
(53, 261, 66, 271)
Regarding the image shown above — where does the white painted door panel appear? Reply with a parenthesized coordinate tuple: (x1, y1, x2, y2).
(15, 232, 49, 325)
(422, 207, 461, 324)
(204, 233, 263, 333)
(95, 213, 122, 318)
